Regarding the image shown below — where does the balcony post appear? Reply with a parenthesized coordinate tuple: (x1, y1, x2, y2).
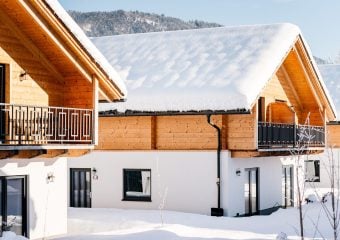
(92, 75, 99, 145)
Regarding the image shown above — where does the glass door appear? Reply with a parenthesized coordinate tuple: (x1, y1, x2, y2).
(282, 165, 294, 208)
(245, 168, 259, 216)
(70, 169, 91, 208)
(0, 176, 27, 237)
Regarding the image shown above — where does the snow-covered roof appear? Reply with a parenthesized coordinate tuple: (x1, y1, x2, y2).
(318, 64, 340, 120)
(93, 23, 307, 113)
(45, 0, 127, 97)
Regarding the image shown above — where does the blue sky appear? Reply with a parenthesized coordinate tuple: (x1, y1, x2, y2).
(59, 0, 340, 60)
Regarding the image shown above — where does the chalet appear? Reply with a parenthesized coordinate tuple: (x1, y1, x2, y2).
(0, 0, 126, 239)
(68, 24, 336, 217)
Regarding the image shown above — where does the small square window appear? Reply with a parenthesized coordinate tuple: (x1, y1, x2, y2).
(305, 160, 320, 182)
(123, 169, 151, 201)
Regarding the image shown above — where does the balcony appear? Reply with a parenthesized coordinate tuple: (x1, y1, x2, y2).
(258, 122, 325, 150)
(0, 103, 94, 150)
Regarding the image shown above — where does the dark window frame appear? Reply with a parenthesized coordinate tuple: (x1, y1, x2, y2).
(0, 175, 28, 237)
(305, 160, 320, 182)
(122, 169, 151, 202)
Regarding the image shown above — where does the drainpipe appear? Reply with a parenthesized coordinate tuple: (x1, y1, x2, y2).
(207, 114, 223, 216)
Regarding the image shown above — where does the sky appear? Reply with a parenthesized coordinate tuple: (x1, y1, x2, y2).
(59, 0, 340, 60)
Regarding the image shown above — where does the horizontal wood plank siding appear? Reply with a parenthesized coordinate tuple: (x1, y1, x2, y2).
(327, 125, 340, 147)
(98, 117, 152, 150)
(0, 26, 64, 107)
(97, 114, 256, 151)
(224, 110, 256, 150)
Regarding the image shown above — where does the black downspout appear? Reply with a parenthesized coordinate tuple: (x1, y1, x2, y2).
(207, 114, 224, 217)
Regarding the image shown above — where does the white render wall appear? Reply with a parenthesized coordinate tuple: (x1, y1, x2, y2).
(307, 149, 340, 189)
(68, 151, 217, 215)
(223, 155, 298, 216)
(0, 157, 67, 240)
(68, 151, 300, 217)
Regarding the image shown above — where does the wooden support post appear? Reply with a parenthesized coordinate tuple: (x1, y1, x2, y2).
(92, 75, 99, 146)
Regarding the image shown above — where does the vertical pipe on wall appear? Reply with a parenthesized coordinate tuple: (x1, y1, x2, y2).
(206, 114, 223, 216)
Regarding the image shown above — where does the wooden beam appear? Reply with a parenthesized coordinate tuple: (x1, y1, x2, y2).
(92, 75, 99, 145)
(293, 46, 323, 111)
(29, 0, 125, 100)
(281, 65, 303, 109)
(0, 6, 65, 83)
(18, 0, 92, 82)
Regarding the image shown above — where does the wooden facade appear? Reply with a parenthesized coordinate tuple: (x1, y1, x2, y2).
(0, 0, 124, 154)
(97, 38, 335, 157)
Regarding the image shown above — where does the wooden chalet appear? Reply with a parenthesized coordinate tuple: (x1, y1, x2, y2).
(0, 0, 126, 157)
(94, 24, 336, 157)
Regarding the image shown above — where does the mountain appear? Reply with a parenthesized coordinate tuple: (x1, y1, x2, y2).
(68, 10, 223, 37)
(314, 56, 330, 65)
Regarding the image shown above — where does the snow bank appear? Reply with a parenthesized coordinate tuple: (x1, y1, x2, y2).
(318, 64, 340, 119)
(44, 0, 127, 97)
(53, 202, 337, 240)
(94, 23, 301, 113)
(0, 232, 27, 240)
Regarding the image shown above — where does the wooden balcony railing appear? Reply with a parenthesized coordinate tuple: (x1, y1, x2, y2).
(0, 103, 94, 146)
(258, 122, 325, 149)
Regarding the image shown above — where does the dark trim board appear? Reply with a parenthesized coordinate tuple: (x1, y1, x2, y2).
(99, 109, 250, 117)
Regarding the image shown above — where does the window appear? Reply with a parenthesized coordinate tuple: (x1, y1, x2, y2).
(123, 169, 151, 201)
(305, 160, 320, 182)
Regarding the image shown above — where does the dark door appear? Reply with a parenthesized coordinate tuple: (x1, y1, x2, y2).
(0, 64, 5, 142)
(0, 176, 28, 237)
(282, 165, 294, 208)
(70, 168, 91, 208)
(245, 168, 259, 216)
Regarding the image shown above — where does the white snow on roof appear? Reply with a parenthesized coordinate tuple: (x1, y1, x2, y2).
(318, 64, 340, 119)
(95, 23, 301, 113)
(45, 0, 127, 97)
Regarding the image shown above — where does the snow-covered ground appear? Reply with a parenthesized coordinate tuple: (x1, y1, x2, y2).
(53, 192, 336, 240)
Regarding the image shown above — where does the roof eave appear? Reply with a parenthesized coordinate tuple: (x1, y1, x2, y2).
(34, 0, 125, 101)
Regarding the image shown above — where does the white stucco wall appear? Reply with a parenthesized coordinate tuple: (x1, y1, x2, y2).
(68, 151, 301, 217)
(223, 155, 298, 216)
(0, 157, 67, 240)
(68, 151, 218, 215)
(308, 149, 340, 189)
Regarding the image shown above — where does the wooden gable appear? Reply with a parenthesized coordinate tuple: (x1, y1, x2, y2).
(257, 37, 335, 127)
(0, 0, 124, 102)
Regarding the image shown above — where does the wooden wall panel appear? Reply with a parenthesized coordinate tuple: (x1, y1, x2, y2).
(327, 125, 340, 147)
(0, 21, 64, 107)
(98, 117, 152, 150)
(0, 17, 93, 110)
(63, 76, 93, 108)
(223, 111, 257, 151)
(156, 115, 221, 150)
(97, 114, 257, 151)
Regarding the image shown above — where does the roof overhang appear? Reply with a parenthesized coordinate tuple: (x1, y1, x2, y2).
(5, 0, 126, 101)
